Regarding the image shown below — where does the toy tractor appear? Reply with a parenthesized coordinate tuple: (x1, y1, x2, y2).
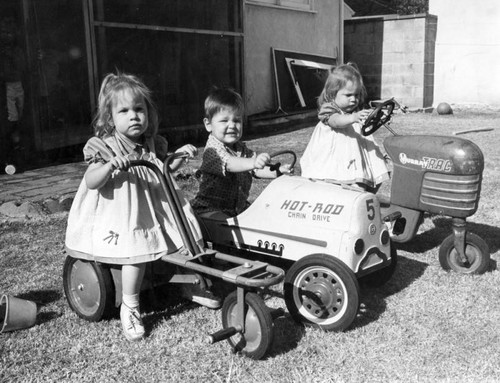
(365, 99, 490, 274)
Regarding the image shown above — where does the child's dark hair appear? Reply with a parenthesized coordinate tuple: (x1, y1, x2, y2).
(93, 72, 159, 138)
(318, 62, 367, 107)
(204, 87, 244, 120)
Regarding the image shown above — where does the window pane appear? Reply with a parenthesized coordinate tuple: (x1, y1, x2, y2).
(29, 0, 92, 149)
(283, 0, 310, 4)
(247, 0, 312, 10)
(94, 27, 243, 131)
(93, 0, 242, 32)
(281, 0, 312, 10)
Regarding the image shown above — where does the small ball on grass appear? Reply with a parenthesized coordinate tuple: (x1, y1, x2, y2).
(437, 102, 453, 115)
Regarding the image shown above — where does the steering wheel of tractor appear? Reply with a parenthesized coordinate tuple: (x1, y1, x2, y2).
(268, 150, 297, 174)
(361, 99, 396, 136)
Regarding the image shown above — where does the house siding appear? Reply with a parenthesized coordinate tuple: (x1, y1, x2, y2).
(244, 1, 342, 115)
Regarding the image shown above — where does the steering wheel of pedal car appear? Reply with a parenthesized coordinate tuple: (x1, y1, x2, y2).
(361, 99, 396, 136)
(268, 150, 297, 175)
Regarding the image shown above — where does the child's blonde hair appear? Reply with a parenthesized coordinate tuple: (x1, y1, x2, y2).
(93, 72, 159, 138)
(204, 87, 244, 121)
(317, 62, 367, 108)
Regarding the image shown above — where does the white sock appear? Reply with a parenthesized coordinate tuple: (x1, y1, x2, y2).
(122, 293, 140, 310)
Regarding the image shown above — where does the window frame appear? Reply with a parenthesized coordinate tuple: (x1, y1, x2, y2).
(285, 58, 333, 107)
(246, 0, 315, 13)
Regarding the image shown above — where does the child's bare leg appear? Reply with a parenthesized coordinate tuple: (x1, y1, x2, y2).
(120, 263, 146, 341)
(122, 263, 146, 298)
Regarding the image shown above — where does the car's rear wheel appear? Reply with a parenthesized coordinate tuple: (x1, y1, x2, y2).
(63, 256, 117, 321)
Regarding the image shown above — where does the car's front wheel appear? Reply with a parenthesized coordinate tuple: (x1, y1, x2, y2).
(284, 254, 359, 332)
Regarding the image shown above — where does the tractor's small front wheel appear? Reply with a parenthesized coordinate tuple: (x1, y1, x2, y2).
(221, 291, 274, 360)
(284, 254, 359, 332)
(438, 232, 490, 274)
(63, 256, 117, 321)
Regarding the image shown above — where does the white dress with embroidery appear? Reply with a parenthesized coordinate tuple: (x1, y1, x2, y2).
(300, 103, 389, 188)
(65, 134, 203, 264)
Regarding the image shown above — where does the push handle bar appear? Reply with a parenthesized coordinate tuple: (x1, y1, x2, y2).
(129, 155, 200, 256)
(130, 156, 285, 288)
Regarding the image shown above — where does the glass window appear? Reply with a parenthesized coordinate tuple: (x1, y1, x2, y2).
(94, 27, 242, 129)
(91, 0, 243, 139)
(93, 0, 242, 32)
(27, 0, 93, 150)
(246, 0, 314, 11)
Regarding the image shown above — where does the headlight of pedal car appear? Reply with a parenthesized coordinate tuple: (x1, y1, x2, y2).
(354, 238, 365, 255)
(380, 229, 390, 245)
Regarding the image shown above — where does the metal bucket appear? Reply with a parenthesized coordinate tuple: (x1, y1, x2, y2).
(0, 294, 37, 333)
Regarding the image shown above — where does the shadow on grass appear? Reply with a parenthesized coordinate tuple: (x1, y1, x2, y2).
(396, 216, 499, 271)
(17, 289, 61, 306)
(353, 255, 428, 329)
(142, 302, 198, 327)
(352, 215, 500, 330)
(140, 284, 206, 323)
(15, 289, 63, 324)
(254, 289, 307, 358)
(433, 217, 500, 254)
(268, 315, 306, 358)
(393, 216, 500, 255)
(141, 284, 306, 358)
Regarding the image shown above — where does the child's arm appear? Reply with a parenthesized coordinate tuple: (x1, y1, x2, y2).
(84, 155, 130, 190)
(324, 109, 372, 129)
(169, 144, 198, 172)
(228, 152, 293, 179)
(226, 152, 270, 173)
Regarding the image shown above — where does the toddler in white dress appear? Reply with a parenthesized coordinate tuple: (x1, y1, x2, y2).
(300, 63, 389, 192)
(66, 73, 202, 341)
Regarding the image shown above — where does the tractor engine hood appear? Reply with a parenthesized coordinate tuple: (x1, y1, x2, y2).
(384, 135, 484, 175)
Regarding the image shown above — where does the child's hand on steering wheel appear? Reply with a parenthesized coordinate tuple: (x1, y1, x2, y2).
(354, 109, 372, 124)
(254, 153, 271, 170)
(279, 163, 294, 175)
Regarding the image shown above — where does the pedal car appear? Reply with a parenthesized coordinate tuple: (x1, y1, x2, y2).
(197, 151, 396, 332)
(63, 154, 285, 360)
(365, 98, 490, 274)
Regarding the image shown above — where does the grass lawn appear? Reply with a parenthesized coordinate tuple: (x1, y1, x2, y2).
(1, 107, 500, 382)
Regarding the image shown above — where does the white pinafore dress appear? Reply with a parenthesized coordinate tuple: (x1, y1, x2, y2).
(65, 134, 203, 264)
(300, 103, 390, 188)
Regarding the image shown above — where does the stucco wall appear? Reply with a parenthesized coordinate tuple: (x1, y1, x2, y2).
(344, 14, 437, 108)
(244, 1, 342, 115)
(429, 0, 500, 107)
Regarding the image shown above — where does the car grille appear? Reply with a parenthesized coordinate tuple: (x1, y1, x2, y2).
(420, 173, 481, 216)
